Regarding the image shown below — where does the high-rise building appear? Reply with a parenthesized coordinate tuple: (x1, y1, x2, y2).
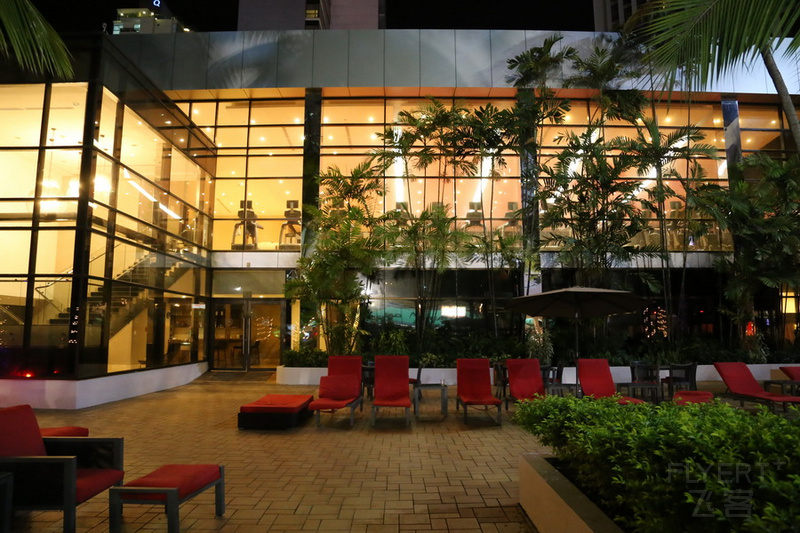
(237, 0, 382, 30)
(112, 7, 188, 34)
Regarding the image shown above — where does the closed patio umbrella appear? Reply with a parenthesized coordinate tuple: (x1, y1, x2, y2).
(506, 287, 647, 358)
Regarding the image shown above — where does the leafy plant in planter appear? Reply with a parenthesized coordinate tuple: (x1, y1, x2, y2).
(282, 348, 328, 368)
(515, 395, 800, 532)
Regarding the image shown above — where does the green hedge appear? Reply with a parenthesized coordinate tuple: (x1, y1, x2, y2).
(281, 348, 329, 367)
(514, 396, 800, 532)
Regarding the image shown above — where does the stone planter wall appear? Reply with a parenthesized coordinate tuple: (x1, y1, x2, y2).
(519, 453, 622, 533)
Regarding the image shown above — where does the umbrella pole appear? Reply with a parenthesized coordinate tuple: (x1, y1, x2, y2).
(574, 312, 580, 360)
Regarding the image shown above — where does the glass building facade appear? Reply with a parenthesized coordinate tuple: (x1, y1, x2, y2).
(0, 31, 797, 382)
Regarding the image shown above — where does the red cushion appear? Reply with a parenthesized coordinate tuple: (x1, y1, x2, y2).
(578, 359, 618, 399)
(0, 404, 46, 456)
(240, 394, 313, 414)
(779, 366, 800, 380)
(308, 398, 355, 410)
(319, 375, 360, 400)
(460, 394, 502, 406)
(617, 396, 645, 405)
(40, 426, 90, 437)
(123, 464, 220, 501)
(674, 391, 713, 405)
(76, 468, 125, 503)
(457, 358, 494, 398)
(373, 356, 412, 407)
(506, 359, 545, 400)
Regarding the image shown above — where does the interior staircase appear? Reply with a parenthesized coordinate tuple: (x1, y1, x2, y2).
(48, 252, 192, 338)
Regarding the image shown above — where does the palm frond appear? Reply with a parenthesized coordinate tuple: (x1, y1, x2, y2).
(0, 0, 73, 78)
(629, 0, 800, 90)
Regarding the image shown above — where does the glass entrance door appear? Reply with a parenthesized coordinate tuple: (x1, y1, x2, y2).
(212, 299, 283, 370)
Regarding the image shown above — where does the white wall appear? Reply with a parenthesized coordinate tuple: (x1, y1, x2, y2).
(0, 362, 207, 410)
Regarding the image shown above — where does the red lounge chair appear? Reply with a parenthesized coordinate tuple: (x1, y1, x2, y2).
(371, 356, 412, 426)
(456, 358, 502, 424)
(779, 366, 800, 380)
(0, 404, 124, 533)
(504, 359, 545, 409)
(309, 355, 363, 426)
(714, 362, 800, 412)
(577, 358, 644, 404)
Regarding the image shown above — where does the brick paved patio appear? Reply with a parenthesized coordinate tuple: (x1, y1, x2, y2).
(13, 372, 543, 532)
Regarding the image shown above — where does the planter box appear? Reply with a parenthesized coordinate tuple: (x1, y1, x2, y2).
(275, 366, 328, 385)
(519, 453, 622, 533)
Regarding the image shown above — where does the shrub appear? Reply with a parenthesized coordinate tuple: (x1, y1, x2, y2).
(514, 396, 800, 532)
(282, 348, 328, 367)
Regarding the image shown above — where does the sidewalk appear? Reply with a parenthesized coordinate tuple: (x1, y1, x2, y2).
(16, 372, 541, 532)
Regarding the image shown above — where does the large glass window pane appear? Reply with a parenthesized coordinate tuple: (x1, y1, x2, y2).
(0, 84, 45, 146)
(190, 102, 217, 126)
(0, 280, 27, 350)
(321, 125, 381, 147)
(107, 284, 153, 372)
(93, 153, 115, 205)
(248, 126, 305, 147)
(111, 240, 149, 280)
(117, 169, 158, 225)
(121, 106, 166, 180)
(321, 99, 385, 124)
(215, 127, 248, 148)
(0, 151, 38, 198)
(217, 101, 250, 126)
(740, 105, 782, 130)
(213, 180, 245, 217)
(212, 270, 286, 296)
(88, 233, 108, 278)
(41, 149, 81, 198)
(247, 153, 302, 177)
(97, 88, 119, 155)
(247, 179, 302, 218)
(0, 231, 31, 274)
(249, 100, 304, 125)
(35, 230, 75, 275)
(0, 200, 33, 225)
(47, 83, 88, 147)
(169, 147, 204, 207)
(114, 212, 157, 248)
(30, 277, 72, 375)
(39, 200, 79, 225)
(216, 156, 246, 178)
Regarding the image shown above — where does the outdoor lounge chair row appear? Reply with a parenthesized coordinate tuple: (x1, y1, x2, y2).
(308, 356, 503, 426)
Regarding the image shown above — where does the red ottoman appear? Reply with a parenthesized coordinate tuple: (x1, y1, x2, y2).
(238, 394, 313, 430)
(109, 464, 224, 533)
(673, 391, 714, 405)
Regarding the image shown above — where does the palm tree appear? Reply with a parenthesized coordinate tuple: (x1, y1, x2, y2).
(0, 0, 73, 78)
(285, 162, 387, 355)
(693, 154, 800, 348)
(382, 203, 469, 352)
(628, 0, 800, 153)
(613, 119, 718, 337)
(506, 34, 575, 294)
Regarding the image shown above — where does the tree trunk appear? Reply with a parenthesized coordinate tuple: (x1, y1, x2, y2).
(761, 46, 800, 154)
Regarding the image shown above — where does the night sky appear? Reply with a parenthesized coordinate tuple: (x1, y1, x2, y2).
(31, 0, 595, 33)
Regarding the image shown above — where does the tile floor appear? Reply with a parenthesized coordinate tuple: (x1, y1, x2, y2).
(13, 373, 543, 532)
